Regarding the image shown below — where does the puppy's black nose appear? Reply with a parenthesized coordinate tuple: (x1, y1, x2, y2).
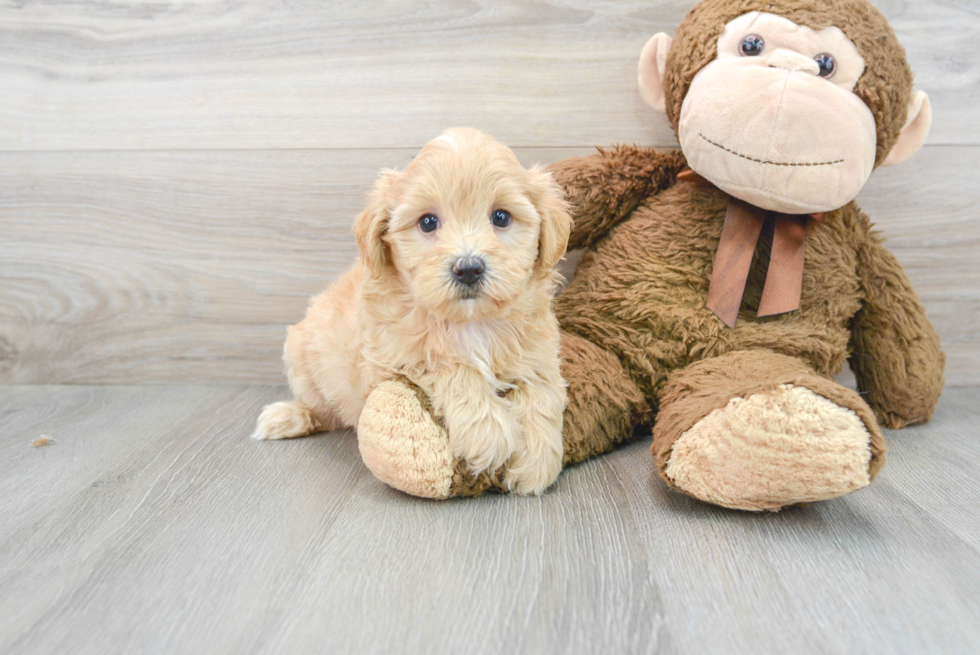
(451, 257, 485, 287)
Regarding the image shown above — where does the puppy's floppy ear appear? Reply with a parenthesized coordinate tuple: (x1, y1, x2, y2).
(527, 165, 572, 273)
(352, 168, 401, 275)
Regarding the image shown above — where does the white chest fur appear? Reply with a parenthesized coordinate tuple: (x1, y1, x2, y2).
(453, 320, 510, 390)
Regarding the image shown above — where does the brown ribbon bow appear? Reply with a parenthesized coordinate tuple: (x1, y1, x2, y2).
(678, 168, 825, 328)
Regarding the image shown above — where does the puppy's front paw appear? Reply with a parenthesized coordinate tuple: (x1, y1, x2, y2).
(450, 406, 520, 476)
(504, 440, 562, 496)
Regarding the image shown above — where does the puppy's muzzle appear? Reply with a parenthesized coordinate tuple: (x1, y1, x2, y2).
(451, 256, 485, 288)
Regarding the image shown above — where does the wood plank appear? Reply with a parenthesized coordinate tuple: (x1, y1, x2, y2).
(0, 384, 664, 655)
(0, 0, 976, 151)
(0, 147, 980, 385)
(2, 145, 976, 385)
(879, 387, 980, 551)
(1, 384, 978, 654)
(0, 385, 248, 543)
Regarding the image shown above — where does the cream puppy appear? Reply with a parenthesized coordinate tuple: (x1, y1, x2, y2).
(253, 128, 572, 495)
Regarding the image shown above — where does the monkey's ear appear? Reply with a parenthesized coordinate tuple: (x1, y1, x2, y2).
(882, 91, 932, 167)
(352, 169, 401, 275)
(528, 165, 572, 274)
(638, 33, 673, 113)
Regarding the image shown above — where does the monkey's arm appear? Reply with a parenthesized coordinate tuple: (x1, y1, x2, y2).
(548, 146, 687, 250)
(849, 227, 945, 429)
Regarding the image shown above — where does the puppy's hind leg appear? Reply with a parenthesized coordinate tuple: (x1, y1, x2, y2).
(252, 400, 344, 440)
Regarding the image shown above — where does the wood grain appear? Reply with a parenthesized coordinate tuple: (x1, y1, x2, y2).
(0, 385, 664, 655)
(1, 384, 978, 654)
(0, 0, 976, 151)
(2, 146, 977, 385)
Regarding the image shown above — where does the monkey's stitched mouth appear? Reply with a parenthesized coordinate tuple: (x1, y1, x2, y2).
(699, 134, 844, 167)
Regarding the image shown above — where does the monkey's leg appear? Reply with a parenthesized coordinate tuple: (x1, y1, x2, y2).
(559, 330, 651, 467)
(653, 350, 887, 512)
(356, 331, 650, 498)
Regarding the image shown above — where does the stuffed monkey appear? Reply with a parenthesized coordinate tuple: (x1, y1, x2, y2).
(355, 0, 944, 510)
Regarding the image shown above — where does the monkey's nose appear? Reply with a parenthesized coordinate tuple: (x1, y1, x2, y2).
(451, 257, 485, 287)
(767, 49, 820, 75)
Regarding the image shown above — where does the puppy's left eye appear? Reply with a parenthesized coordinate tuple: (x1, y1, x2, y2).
(491, 209, 512, 229)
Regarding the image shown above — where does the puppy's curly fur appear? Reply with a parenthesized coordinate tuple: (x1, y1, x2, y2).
(254, 128, 572, 495)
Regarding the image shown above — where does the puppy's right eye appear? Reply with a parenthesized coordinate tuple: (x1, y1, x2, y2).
(418, 214, 440, 233)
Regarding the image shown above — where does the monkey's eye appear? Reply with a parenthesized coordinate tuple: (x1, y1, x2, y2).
(418, 213, 440, 233)
(740, 35, 765, 57)
(491, 209, 512, 229)
(814, 53, 836, 78)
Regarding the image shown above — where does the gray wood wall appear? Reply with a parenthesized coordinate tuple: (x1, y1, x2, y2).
(2, 0, 978, 385)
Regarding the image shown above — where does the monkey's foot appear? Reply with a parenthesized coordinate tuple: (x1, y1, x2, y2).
(357, 380, 506, 499)
(653, 351, 887, 512)
(666, 384, 878, 511)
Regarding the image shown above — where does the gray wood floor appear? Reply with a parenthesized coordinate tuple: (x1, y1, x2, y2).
(2, 384, 978, 655)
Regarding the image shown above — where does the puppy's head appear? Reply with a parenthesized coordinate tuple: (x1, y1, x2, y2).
(353, 128, 571, 321)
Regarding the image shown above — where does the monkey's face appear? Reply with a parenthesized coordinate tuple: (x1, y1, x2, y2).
(678, 12, 876, 214)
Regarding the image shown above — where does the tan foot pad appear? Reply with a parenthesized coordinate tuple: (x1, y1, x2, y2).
(357, 380, 455, 499)
(665, 384, 873, 511)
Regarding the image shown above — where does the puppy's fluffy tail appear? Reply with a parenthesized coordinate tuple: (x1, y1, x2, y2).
(252, 400, 321, 440)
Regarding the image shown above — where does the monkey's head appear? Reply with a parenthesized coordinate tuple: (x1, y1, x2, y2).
(638, 0, 931, 214)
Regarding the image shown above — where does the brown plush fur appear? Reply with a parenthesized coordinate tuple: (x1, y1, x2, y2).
(664, 0, 914, 166)
(354, 0, 943, 509)
(552, 150, 942, 408)
(502, 0, 941, 508)
(549, 143, 942, 499)
(444, 142, 944, 505)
